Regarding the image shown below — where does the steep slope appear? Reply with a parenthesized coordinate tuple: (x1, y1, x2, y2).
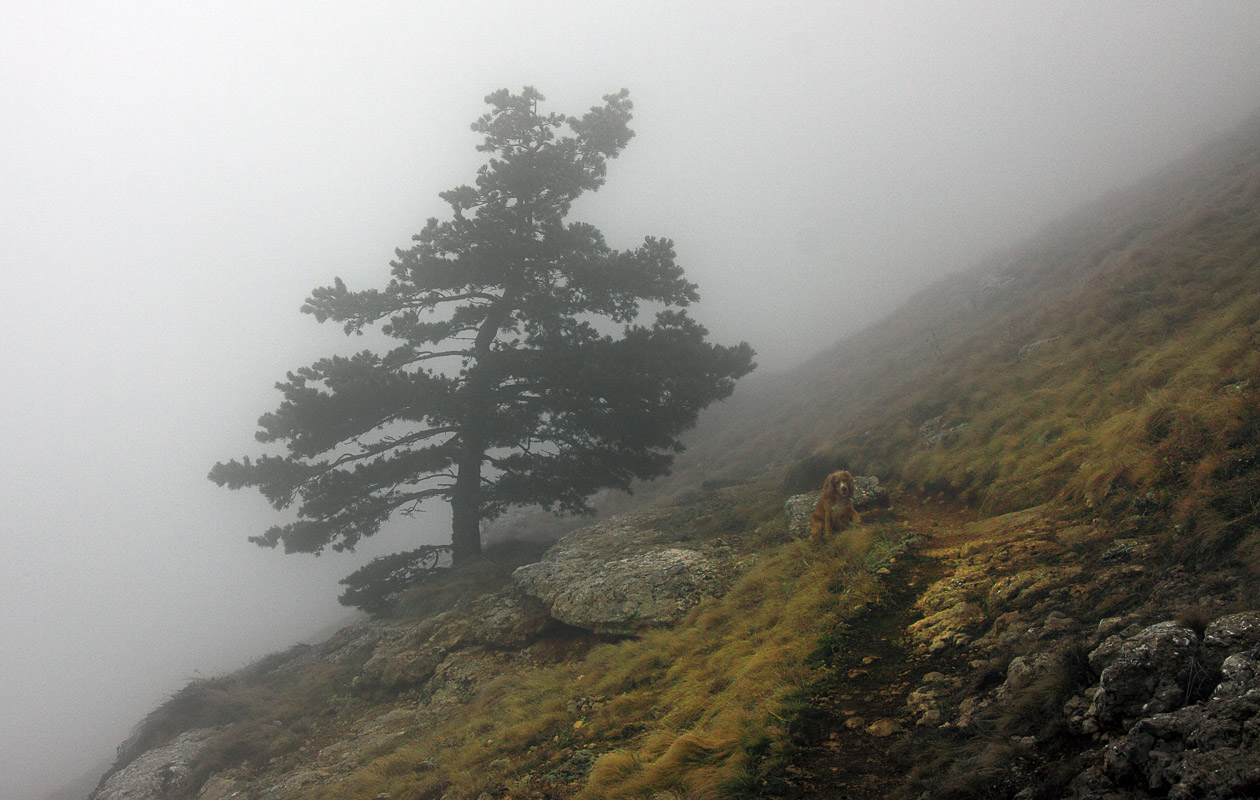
(680, 108, 1260, 554)
(87, 111, 1260, 800)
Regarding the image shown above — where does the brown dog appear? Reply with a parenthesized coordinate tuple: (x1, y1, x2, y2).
(810, 470, 860, 536)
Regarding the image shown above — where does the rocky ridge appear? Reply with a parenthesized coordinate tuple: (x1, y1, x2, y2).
(89, 484, 1260, 800)
(87, 484, 772, 800)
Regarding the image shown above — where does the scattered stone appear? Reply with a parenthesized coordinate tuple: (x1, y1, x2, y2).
(865, 718, 902, 737)
(908, 601, 984, 654)
(918, 416, 968, 448)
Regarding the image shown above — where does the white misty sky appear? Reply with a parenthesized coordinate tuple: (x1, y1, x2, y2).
(3, 2, 1260, 797)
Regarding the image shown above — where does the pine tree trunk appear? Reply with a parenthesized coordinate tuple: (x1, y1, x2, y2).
(450, 448, 483, 565)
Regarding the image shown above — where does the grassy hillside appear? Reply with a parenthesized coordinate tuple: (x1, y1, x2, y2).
(677, 108, 1260, 570)
(92, 112, 1260, 799)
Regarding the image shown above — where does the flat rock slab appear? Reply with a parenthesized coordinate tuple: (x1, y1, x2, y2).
(514, 545, 725, 636)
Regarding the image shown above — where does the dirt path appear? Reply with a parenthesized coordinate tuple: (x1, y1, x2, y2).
(776, 501, 969, 799)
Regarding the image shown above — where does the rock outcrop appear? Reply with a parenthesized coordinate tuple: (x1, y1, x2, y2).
(512, 510, 732, 636)
(1069, 613, 1260, 799)
(353, 589, 549, 693)
(1085, 620, 1205, 730)
(88, 496, 758, 799)
(513, 546, 723, 636)
(90, 729, 216, 800)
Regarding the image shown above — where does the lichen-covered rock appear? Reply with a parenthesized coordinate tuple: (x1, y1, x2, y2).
(426, 648, 519, 705)
(353, 619, 449, 693)
(352, 588, 547, 692)
(1086, 621, 1203, 730)
(783, 493, 817, 536)
(514, 546, 725, 636)
(918, 416, 968, 447)
(998, 652, 1056, 698)
(1088, 633, 1129, 676)
(449, 591, 549, 649)
(1076, 647, 1260, 799)
(90, 728, 216, 800)
(1214, 647, 1260, 700)
(852, 475, 891, 510)
(1202, 611, 1260, 667)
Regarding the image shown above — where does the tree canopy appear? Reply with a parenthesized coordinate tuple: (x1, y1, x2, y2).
(210, 87, 755, 608)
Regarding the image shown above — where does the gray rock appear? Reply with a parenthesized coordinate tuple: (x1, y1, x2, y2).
(1213, 647, 1260, 701)
(918, 416, 968, 447)
(352, 588, 547, 693)
(1086, 621, 1204, 731)
(451, 591, 549, 649)
(783, 493, 816, 537)
(90, 729, 216, 800)
(1087, 649, 1260, 799)
(353, 617, 450, 693)
(1070, 609, 1260, 800)
(514, 546, 724, 636)
(1087, 633, 1128, 675)
(998, 652, 1057, 699)
(1203, 611, 1260, 667)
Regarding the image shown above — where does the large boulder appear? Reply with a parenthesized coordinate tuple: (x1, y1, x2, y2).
(514, 546, 725, 636)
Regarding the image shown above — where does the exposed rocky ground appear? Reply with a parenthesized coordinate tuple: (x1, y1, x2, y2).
(88, 484, 784, 800)
(90, 477, 1259, 800)
(775, 498, 1258, 800)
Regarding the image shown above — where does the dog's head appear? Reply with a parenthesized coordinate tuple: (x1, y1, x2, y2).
(825, 470, 855, 500)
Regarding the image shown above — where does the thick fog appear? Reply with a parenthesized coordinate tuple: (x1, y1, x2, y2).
(4, 3, 1260, 797)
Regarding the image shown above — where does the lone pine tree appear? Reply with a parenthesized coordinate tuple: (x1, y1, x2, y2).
(210, 87, 755, 608)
